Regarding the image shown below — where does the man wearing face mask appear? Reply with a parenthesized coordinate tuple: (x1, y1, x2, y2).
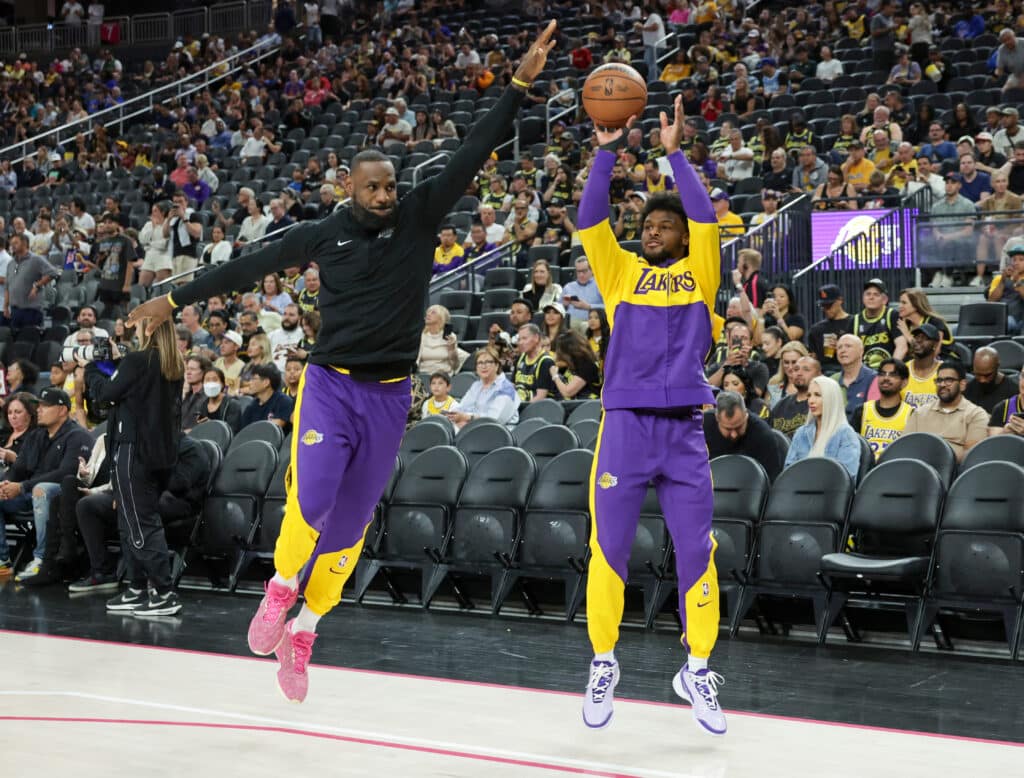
(127, 22, 560, 704)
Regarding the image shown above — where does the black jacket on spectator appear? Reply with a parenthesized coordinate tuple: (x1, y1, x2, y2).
(702, 410, 784, 481)
(86, 350, 183, 470)
(163, 436, 213, 515)
(8, 420, 93, 493)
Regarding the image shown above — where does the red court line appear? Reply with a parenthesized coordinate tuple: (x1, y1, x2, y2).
(3, 628, 1022, 749)
(0, 715, 640, 778)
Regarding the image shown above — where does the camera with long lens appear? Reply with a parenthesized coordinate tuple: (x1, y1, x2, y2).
(61, 337, 126, 364)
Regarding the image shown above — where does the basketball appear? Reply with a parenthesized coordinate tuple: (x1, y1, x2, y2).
(582, 64, 648, 130)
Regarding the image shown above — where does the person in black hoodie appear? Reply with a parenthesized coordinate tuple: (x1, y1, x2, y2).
(85, 317, 185, 617)
(0, 387, 92, 581)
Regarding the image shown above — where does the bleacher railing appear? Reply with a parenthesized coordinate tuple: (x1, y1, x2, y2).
(429, 243, 517, 300)
(719, 194, 811, 313)
(792, 206, 916, 314)
(0, 34, 284, 165)
(545, 89, 578, 144)
(0, 0, 274, 57)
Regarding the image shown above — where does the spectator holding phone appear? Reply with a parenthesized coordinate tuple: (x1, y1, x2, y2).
(987, 371, 1024, 437)
(418, 304, 468, 375)
(445, 348, 519, 429)
(560, 257, 604, 324)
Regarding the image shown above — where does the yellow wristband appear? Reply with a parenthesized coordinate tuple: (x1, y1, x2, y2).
(166, 291, 177, 308)
(511, 76, 531, 89)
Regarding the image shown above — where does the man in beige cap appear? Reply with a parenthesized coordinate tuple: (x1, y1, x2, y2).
(994, 106, 1024, 157)
(974, 131, 1007, 175)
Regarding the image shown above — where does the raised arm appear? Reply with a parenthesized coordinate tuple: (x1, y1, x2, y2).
(126, 220, 318, 335)
(416, 21, 558, 224)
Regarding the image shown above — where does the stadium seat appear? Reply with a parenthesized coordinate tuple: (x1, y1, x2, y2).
(189, 420, 233, 453)
(519, 424, 580, 470)
(496, 449, 593, 618)
(916, 462, 1024, 656)
(990, 339, 1024, 372)
(255, 445, 291, 555)
(573, 419, 600, 449)
(422, 446, 537, 609)
(400, 419, 455, 458)
(730, 458, 855, 637)
(483, 267, 517, 290)
(819, 459, 945, 645)
(354, 446, 469, 603)
(566, 399, 602, 427)
(877, 432, 957, 487)
(960, 434, 1024, 472)
(455, 420, 514, 467)
(228, 420, 284, 453)
(955, 302, 1007, 345)
(193, 440, 278, 590)
(518, 398, 564, 425)
(510, 416, 551, 445)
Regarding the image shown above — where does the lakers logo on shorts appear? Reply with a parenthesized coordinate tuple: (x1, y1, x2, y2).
(301, 429, 324, 446)
(598, 472, 618, 490)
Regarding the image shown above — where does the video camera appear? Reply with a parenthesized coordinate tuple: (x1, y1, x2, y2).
(61, 336, 127, 364)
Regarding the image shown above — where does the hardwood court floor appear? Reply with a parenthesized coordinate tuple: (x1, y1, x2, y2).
(1, 585, 1022, 777)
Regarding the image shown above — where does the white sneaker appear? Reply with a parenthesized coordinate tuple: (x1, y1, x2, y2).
(928, 272, 943, 288)
(582, 659, 619, 729)
(969, 275, 985, 287)
(15, 557, 42, 582)
(673, 665, 727, 736)
(939, 272, 954, 288)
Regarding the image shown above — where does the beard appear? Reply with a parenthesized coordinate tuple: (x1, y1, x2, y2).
(351, 199, 396, 231)
(281, 319, 299, 331)
(643, 247, 676, 266)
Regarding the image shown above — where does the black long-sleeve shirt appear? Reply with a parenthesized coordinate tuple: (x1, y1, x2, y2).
(9, 421, 93, 493)
(171, 87, 525, 380)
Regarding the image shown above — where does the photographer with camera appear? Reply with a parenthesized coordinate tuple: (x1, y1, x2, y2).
(84, 318, 185, 616)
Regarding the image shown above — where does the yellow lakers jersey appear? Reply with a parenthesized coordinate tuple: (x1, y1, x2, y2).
(860, 401, 913, 459)
(903, 363, 938, 409)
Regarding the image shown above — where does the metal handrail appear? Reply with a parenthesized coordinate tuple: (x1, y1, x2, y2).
(429, 242, 516, 297)
(1, 35, 283, 165)
(545, 89, 578, 144)
(411, 152, 452, 187)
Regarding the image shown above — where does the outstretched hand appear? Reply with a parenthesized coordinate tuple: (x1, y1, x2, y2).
(514, 20, 558, 85)
(659, 95, 685, 155)
(594, 115, 636, 148)
(126, 295, 174, 338)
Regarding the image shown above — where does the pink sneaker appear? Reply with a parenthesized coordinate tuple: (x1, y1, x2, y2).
(275, 619, 317, 704)
(247, 580, 298, 656)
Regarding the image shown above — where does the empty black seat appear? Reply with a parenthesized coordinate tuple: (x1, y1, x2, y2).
(918, 462, 1024, 655)
(730, 458, 855, 636)
(456, 420, 514, 467)
(189, 419, 233, 453)
(228, 420, 284, 453)
(819, 459, 945, 644)
(877, 432, 957, 487)
(518, 398, 564, 425)
(519, 424, 580, 470)
(400, 419, 455, 458)
(960, 434, 1024, 472)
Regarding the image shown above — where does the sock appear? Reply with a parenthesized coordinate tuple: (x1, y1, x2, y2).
(293, 604, 321, 634)
(594, 650, 616, 663)
(272, 572, 298, 591)
(688, 656, 708, 672)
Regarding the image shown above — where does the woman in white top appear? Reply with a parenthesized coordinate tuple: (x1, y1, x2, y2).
(446, 348, 519, 429)
(195, 153, 220, 193)
(237, 198, 269, 244)
(138, 201, 173, 286)
(418, 304, 468, 375)
(521, 258, 563, 312)
(201, 225, 232, 265)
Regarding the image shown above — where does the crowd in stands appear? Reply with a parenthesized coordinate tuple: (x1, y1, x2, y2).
(4, 0, 1024, 596)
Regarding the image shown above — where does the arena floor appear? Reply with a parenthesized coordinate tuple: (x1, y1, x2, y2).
(2, 585, 1021, 777)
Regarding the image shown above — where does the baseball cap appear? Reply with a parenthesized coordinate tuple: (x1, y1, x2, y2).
(629, 191, 648, 202)
(223, 330, 243, 347)
(543, 301, 566, 317)
(548, 196, 567, 206)
(957, 135, 975, 146)
(385, 107, 399, 116)
(818, 284, 842, 306)
(747, 29, 760, 38)
(863, 278, 888, 294)
(848, 139, 864, 149)
(38, 387, 71, 409)
(1003, 106, 1020, 117)
(912, 322, 940, 341)
(986, 105, 1002, 115)
(1007, 244, 1024, 256)
(944, 171, 962, 182)
(976, 131, 994, 142)
(512, 297, 535, 314)
(709, 187, 729, 201)
(760, 57, 777, 67)
(762, 189, 780, 200)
